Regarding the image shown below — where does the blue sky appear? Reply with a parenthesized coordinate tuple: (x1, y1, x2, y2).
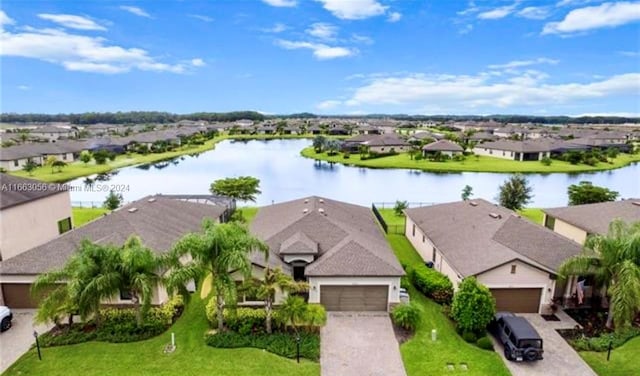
(1, 0, 639, 115)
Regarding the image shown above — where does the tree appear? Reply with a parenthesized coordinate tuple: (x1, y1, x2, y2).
(312, 135, 327, 152)
(559, 220, 640, 330)
(497, 174, 532, 210)
(104, 190, 123, 210)
(118, 236, 163, 326)
(93, 149, 109, 165)
(252, 267, 308, 333)
(394, 200, 408, 216)
(567, 181, 619, 206)
(52, 160, 67, 173)
(461, 185, 473, 201)
(22, 159, 38, 175)
(80, 151, 92, 165)
(210, 176, 261, 202)
(165, 220, 268, 330)
(18, 130, 30, 143)
(451, 277, 496, 334)
(45, 155, 58, 169)
(358, 144, 370, 158)
(279, 295, 308, 333)
(325, 139, 342, 156)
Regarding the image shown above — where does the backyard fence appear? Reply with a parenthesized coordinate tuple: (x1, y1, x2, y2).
(71, 201, 130, 208)
(371, 203, 405, 235)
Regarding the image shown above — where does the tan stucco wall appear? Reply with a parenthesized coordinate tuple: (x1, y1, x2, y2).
(472, 147, 516, 160)
(0, 191, 72, 261)
(307, 276, 401, 304)
(105, 283, 169, 305)
(549, 216, 589, 245)
(369, 145, 406, 154)
(476, 260, 556, 313)
(1, 156, 44, 171)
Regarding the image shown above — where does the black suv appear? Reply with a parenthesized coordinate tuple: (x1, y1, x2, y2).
(490, 312, 543, 362)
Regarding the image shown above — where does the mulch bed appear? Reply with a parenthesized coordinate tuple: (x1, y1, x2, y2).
(392, 322, 414, 344)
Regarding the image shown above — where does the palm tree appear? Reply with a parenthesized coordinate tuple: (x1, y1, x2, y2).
(312, 135, 327, 152)
(279, 295, 308, 334)
(165, 220, 268, 331)
(358, 144, 369, 158)
(119, 236, 163, 327)
(254, 267, 308, 333)
(559, 220, 640, 330)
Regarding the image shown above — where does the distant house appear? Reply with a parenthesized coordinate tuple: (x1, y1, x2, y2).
(342, 134, 379, 152)
(0, 174, 73, 263)
(472, 140, 584, 161)
(0, 146, 43, 171)
(353, 125, 382, 135)
(422, 140, 463, 156)
(363, 134, 409, 154)
(407, 131, 443, 143)
(85, 123, 122, 136)
(29, 126, 78, 142)
(235, 119, 254, 128)
(467, 132, 498, 143)
(249, 197, 404, 311)
(0, 142, 86, 171)
(405, 199, 582, 313)
(0, 194, 233, 308)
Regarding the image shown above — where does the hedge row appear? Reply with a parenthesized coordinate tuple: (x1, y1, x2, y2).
(406, 264, 454, 304)
(571, 327, 640, 352)
(205, 331, 320, 361)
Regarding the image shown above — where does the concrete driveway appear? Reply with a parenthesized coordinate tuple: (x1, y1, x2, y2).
(0, 309, 51, 373)
(321, 312, 407, 376)
(492, 311, 596, 376)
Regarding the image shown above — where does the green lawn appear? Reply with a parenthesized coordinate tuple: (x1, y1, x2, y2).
(580, 336, 640, 376)
(238, 206, 259, 224)
(301, 147, 640, 173)
(517, 208, 545, 225)
(385, 233, 511, 376)
(72, 207, 109, 227)
(4, 292, 319, 376)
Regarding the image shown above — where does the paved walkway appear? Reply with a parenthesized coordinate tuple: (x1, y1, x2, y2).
(493, 311, 596, 376)
(321, 312, 407, 376)
(0, 309, 52, 373)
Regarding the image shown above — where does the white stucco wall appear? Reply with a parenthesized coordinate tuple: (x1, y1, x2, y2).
(548, 216, 589, 245)
(1, 156, 44, 171)
(283, 254, 315, 264)
(307, 276, 401, 304)
(369, 145, 406, 153)
(472, 147, 517, 160)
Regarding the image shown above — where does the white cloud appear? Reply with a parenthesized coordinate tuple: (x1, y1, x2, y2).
(262, 0, 297, 7)
(189, 14, 213, 22)
(457, 2, 479, 16)
(316, 0, 387, 20)
(275, 39, 356, 59)
(306, 23, 338, 40)
(322, 70, 639, 111)
(262, 23, 288, 33)
(119, 6, 152, 18)
(351, 34, 374, 44)
(0, 10, 15, 27)
(488, 57, 559, 69)
(517, 6, 552, 20)
(316, 100, 342, 110)
(37, 14, 106, 31)
(0, 16, 200, 74)
(387, 12, 402, 22)
(477, 3, 519, 20)
(619, 50, 640, 57)
(17, 85, 30, 90)
(574, 112, 640, 117)
(459, 24, 474, 34)
(543, 2, 640, 35)
(191, 58, 206, 67)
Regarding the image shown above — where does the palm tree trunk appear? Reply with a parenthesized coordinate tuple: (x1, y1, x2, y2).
(606, 300, 615, 329)
(133, 292, 142, 327)
(265, 298, 273, 334)
(216, 294, 225, 331)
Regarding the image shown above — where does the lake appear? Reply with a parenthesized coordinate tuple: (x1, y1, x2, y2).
(68, 139, 640, 208)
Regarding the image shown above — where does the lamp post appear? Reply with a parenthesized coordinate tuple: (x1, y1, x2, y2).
(296, 334, 301, 364)
(607, 339, 613, 361)
(33, 330, 42, 361)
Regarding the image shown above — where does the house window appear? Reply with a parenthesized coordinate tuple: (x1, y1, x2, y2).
(57, 217, 72, 234)
(293, 266, 306, 281)
(235, 280, 261, 302)
(14, 160, 19, 167)
(412, 224, 416, 236)
(120, 290, 132, 300)
(62, 154, 67, 160)
(511, 265, 517, 274)
(502, 151, 505, 156)
(544, 216, 556, 230)
(489, 150, 493, 154)
(422, 235, 425, 243)
(432, 247, 437, 262)
(381, 147, 385, 151)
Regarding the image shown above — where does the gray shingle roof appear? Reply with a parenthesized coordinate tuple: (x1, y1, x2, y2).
(405, 199, 582, 276)
(0, 174, 68, 210)
(422, 140, 463, 152)
(0, 195, 228, 275)
(544, 200, 640, 235)
(250, 196, 404, 277)
(363, 134, 409, 147)
(279, 232, 318, 255)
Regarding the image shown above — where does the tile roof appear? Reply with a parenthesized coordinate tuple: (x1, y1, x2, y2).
(544, 200, 640, 235)
(0, 174, 68, 210)
(422, 140, 463, 152)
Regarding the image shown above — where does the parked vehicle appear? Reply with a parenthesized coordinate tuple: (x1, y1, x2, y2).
(399, 287, 410, 303)
(0, 306, 13, 332)
(490, 312, 543, 362)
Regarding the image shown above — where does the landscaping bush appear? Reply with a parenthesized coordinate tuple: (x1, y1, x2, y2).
(540, 156, 552, 166)
(476, 336, 494, 350)
(391, 302, 422, 331)
(400, 276, 411, 290)
(205, 331, 320, 361)
(452, 154, 465, 162)
(570, 327, 640, 352)
(451, 277, 496, 334)
(461, 331, 477, 343)
(408, 264, 454, 304)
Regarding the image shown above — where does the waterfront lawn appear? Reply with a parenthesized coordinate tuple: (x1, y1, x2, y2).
(518, 208, 544, 224)
(72, 207, 109, 227)
(580, 336, 640, 376)
(4, 292, 319, 376)
(301, 147, 640, 173)
(385, 233, 510, 376)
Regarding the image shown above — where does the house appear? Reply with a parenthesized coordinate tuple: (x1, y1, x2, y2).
(0, 194, 233, 308)
(0, 174, 73, 263)
(353, 125, 382, 135)
(0, 146, 43, 171)
(422, 140, 463, 156)
(363, 134, 409, 154)
(407, 131, 444, 143)
(29, 126, 78, 142)
(405, 199, 582, 313)
(543, 200, 640, 245)
(249, 196, 405, 311)
(467, 132, 498, 143)
(472, 140, 584, 161)
(342, 134, 379, 152)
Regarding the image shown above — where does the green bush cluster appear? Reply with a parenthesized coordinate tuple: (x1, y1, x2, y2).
(407, 264, 454, 304)
(571, 327, 640, 352)
(462, 331, 477, 343)
(450, 277, 496, 334)
(476, 336, 494, 350)
(391, 303, 422, 331)
(205, 331, 320, 361)
(540, 156, 552, 166)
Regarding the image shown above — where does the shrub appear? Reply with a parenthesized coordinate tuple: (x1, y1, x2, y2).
(303, 304, 327, 332)
(462, 331, 477, 343)
(476, 336, 494, 350)
(451, 277, 496, 334)
(206, 331, 320, 361)
(540, 156, 552, 166)
(452, 154, 465, 162)
(400, 276, 411, 290)
(391, 303, 422, 331)
(409, 264, 454, 304)
(570, 327, 640, 352)
(206, 302, 271, 334)
(343, 152, 350, 159)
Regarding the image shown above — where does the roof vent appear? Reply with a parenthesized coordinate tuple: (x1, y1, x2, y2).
(469, 201, 478, 207)
(318, 208, 325, 214)
(319, 198, 324, 203)
(148, 198, 156, 203)
(489, 212, 502, 219)
(304, 199, 309, 203)
(303, 208, 309, 213)
(128, 208, 138, 213)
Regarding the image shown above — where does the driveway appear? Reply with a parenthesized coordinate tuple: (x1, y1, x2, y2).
(492, 311, 596, 376)
(0, 309, 51, 373)
(321, 312, 407, 376)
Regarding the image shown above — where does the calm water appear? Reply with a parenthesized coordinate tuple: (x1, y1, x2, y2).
(68, 139, 640, 208)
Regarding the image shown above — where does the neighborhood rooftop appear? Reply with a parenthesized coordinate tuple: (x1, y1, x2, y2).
(0, 173, 67, 210)
(544, 199, 640, 235)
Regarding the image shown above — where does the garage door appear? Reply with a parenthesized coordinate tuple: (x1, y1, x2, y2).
(1, 284, 38, 309)
(320, 285, 388, 311)
(490, 288, 542, 313)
